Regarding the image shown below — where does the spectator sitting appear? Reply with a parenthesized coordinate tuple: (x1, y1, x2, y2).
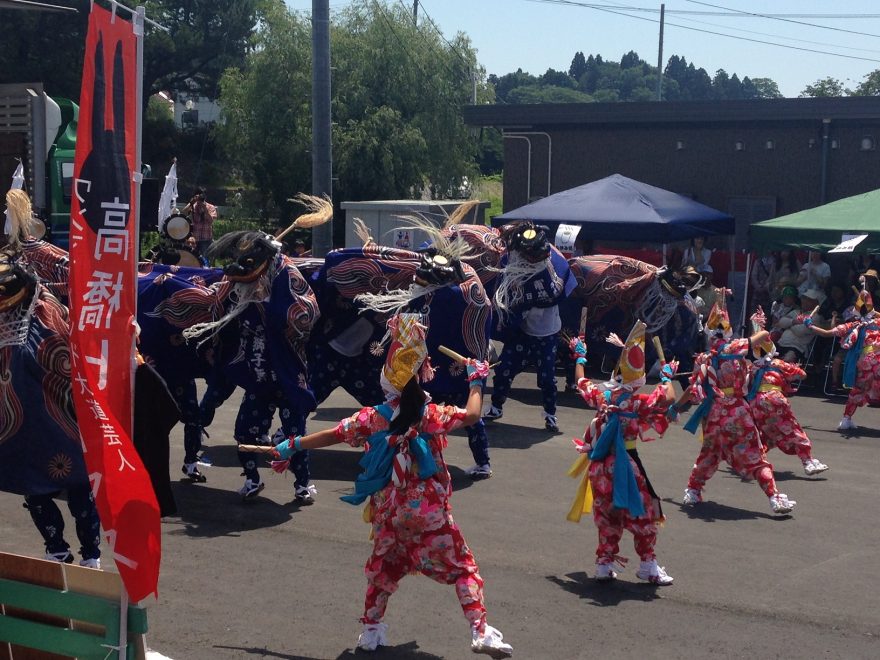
(772, 250, 801, 300)
(750, 251, 776, 314)
(185, 236, 209, 267)
(292, 239, 310, 257)
(820, 283, 852, 320)
(777, 288, 826, 365)
(681, 236, 713, 275)
(769, 286, 799, 343)
(797, 251, 830, 297)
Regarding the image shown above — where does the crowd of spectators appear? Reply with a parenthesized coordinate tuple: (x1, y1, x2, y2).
(745, 250, 879, 390)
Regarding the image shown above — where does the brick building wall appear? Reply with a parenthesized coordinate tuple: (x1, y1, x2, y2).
(464, 98, 880, 250)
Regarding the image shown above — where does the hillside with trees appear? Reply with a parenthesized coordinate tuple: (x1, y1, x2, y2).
(490, 50, 783, 104)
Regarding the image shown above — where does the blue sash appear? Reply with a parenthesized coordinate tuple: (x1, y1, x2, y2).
(745, 366, 781, 402)
(842, 324, 875, 389)
(588, 392, 643, 517)
(340, 404, 439, 505)
(684, 349, 740, 434)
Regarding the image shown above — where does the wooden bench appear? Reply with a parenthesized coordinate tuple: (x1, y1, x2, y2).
(0, 552, 147, 660)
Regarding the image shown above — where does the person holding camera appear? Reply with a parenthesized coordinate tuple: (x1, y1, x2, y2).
(183, 187, 217, 257)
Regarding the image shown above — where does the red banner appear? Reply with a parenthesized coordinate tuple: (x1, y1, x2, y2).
(69, 4, 160, 603)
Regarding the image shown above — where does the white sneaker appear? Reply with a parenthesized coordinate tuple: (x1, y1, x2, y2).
(543, 412, 560, 432)
(682, 488, 702, 505)
(594, 562, 617, 581)
(770, 493, 796, 514)
(482, 405, 503, 421)
(294, 483, 317, 504)
(471, 624, 513, 658)
(837, 416, 855, 431)
(803, 458, 829, 476)
(238, 478, 265, 499)
(79, 558, 101, 569)
(357, 622, 388, 652)
(465, 464, 493, 480)
(45, 551, 73, 564)
(636, 559, 673, 585)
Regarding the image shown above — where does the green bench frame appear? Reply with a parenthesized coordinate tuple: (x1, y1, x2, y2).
(0, 577, 147, 660)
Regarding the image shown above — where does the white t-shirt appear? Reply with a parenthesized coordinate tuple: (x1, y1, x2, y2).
(682, 246, 713, 273)
(521, 305, 562, 337)
(798, 261, 831, 295)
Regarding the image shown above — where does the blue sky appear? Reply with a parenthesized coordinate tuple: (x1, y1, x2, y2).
(284, 1, 880, 97)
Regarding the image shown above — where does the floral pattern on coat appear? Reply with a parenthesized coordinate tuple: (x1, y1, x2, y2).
(334, 404, 487, 631)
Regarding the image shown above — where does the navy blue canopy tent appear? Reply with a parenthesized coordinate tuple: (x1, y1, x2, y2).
(493, 174, 734, 242)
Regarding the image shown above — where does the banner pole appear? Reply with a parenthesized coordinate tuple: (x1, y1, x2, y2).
(118, 588, 129, 660)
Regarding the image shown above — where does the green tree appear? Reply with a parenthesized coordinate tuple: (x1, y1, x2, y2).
(620, 50, 643, 70)
(507, 86, 592, 103)
(569, 52, 587, 81)
(0, 0, 259, 103)
(142, 0, 262, 99)
(490, 69, 540, 103)
(220, 1, 484, 207)
(749, 77, 783, 99)
(800, 77, 848, 97)
(217, 2, 312, 214)
(331, 2, 482, 200)
(853, 70, 880, 96)
(541, 68, 575, 89)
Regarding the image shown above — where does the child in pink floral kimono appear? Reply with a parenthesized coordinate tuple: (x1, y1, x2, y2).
(680, 300, 797, 515)
(808, 290, 880, 431)
(567, 321, 677, 585)
(746, 352, 828, 476)
(271, 313, 512, 658)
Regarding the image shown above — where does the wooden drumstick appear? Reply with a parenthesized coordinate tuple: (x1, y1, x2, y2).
(439, 345, 500, 368)
(652, 336, 667, 365)
(237, 444, 279, 454)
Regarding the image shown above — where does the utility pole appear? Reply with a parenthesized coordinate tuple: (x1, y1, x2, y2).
(656, 3, 665, 101)
(311, 0, 333, 255)
(413, 0, 418, 23)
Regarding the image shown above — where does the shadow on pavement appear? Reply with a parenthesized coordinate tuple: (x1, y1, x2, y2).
(212, 641, 444, 659)
(546, 571, 662, 606)
(481, 421, 563, 448)
(311, 406, 366, 422)
(165, 482, 293, 537)
(773, 469, 828, 483)
(664, 497, 783, 522)
(448, 464, 479, 493)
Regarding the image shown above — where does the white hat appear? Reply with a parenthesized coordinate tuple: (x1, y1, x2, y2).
(801, 288, 827, 304)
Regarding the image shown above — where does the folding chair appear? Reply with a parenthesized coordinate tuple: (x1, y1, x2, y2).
(790, 336, 818, 390)
(823, 340, 847, 397)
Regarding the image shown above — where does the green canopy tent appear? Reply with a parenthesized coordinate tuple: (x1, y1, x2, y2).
(751, 188, 880, 252)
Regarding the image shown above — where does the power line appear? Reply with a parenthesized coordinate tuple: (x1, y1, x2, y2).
(524, 0, 880, 64)
(686, 0, 880, 39)
(371, 1, 467, 114)
(404, 0, 473, 69)
(406, 0, 505, 105)
(546, 3, 880, 19)
(670, 13, 880, 56)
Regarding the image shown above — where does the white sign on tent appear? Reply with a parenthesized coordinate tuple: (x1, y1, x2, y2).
(554, 223, 580, 255)
(829, 233, 869, 253)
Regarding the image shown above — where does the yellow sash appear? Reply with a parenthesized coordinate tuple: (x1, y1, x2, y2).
(566, 454, 593, 523)
(758, 383, 782, 393)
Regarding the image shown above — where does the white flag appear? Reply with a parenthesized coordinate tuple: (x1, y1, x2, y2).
(10, 162, 25, 190)
(157, 161, 178, 229)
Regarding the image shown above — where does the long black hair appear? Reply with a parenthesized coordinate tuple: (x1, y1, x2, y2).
(388, 377, 428, 435)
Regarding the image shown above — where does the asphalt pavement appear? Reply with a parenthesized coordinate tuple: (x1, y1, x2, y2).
(2, 373, 879, 659)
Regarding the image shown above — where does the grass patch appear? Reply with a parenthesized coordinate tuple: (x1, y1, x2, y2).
(473, 175, 503, 224)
